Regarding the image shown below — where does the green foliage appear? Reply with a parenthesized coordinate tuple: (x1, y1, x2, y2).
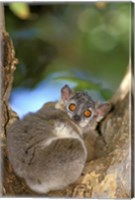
(9, 3, 30, 19)
(54, 74, 113, 100)
(5, 2, 131, 100)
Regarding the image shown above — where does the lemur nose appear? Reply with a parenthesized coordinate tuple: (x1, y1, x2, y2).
(73, 115, 80, 121)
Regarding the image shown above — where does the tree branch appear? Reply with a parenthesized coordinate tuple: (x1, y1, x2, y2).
(1, 2, 132, 197)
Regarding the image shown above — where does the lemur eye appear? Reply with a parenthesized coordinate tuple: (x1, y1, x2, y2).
(69, 103, 76, 111)
(84, 110, 92, 117)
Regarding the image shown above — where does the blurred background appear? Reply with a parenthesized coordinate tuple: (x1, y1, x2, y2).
(4, 2, 131, 118)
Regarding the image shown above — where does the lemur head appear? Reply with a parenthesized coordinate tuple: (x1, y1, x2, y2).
(56, 84, 111, 130)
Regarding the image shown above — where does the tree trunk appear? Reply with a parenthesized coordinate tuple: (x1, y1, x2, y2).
(1, 4, 132, 198)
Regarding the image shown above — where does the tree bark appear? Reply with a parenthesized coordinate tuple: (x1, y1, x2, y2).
(1, 4, 132, 198)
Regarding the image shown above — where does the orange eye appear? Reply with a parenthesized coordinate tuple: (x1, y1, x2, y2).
(69, 103, 76, 111)
(84, 110, 92, 117)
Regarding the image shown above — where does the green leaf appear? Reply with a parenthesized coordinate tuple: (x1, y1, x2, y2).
(9, 3, 30, 19)
(100, 88, 113, 100)
(54, 76, 113, 100)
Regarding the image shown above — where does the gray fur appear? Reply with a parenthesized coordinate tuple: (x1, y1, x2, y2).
(7, 84, 111, 194)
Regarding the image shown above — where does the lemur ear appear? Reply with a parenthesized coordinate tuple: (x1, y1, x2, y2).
(95, 102, 111, 122)
(61, 85, 73, 101)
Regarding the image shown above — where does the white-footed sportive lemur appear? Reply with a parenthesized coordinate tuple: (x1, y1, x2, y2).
(7, 85, 111, 194)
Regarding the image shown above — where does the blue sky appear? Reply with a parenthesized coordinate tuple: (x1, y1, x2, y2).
(10, 73, 76, 119)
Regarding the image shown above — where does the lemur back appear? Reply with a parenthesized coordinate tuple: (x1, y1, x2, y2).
(7, 84, 111, 194)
